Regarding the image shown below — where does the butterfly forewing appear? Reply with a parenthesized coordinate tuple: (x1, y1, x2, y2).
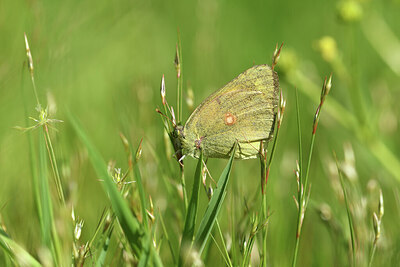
(183, 64, 279, 159)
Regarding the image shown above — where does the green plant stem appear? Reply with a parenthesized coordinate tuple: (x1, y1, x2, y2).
(215, 220, 232, 267)
(304, 134, 315, 194)
(335, 154, 356, 267)
(43, 126, 65, 205)
(262, 193, 268, 267)
(181, 168, 188, 210)
(368, 243, 377, 267)
(295, 88, 303, 184)
(288, 69, 400, 182)
(292, 88, 303, 267)
(158, 208, 176, 264)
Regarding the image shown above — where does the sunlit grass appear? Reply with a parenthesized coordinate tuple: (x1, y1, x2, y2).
(1, 0, 400, 266)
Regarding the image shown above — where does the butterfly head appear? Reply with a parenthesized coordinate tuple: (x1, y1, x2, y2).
(175, 125, 204, 159)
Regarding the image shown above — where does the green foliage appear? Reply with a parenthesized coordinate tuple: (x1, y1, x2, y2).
(1, 0, 400, 266)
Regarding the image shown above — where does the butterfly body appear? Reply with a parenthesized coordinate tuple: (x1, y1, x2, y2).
(177, 64, 279, 159)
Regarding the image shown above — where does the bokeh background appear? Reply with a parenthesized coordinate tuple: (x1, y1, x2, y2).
(1, 0, 400, 265)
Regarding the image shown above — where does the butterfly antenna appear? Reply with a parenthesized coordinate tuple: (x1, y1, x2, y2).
(156, 108, 176, 128)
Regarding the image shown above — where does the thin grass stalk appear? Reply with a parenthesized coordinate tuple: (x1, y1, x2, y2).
(261, 193, 268, 266)
(131, 139, 149, 230)
(288, 69, 400, 181)
(215, 220, 232, 266)
(179, 152, 203, 267)
(24, 33, 65, 205)
(368, 243, 376, 267)
(292, 88, 303, 267)
(210, 234, 230, 266)
(181, 170, 188, 211)
(334, 153, 356, 267)
(158, 208, 177, 264)
(43, 126, 65, 205)
(174, 34, 188, 210)
(39, 133, 62, 265)
(20, 65, 44, 231)
(303, 134, 315, 194)
(241, 217, 257, 267)
(231, 197, 238, 265)
(176, 30, 183, 123)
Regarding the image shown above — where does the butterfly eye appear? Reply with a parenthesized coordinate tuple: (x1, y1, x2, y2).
(175, 125, 185, 138)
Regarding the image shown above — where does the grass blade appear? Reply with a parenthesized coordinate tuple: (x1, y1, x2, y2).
(194, 144, 236, 253)
(38, 133, 53, 249)
(0, 229, 41, 267)
(68, 112, 143, 255)
(95, 225, 113, 267)
(131, 140, 149, 230)
(334, 153, 356, 267)
(179, 151, 203, 265)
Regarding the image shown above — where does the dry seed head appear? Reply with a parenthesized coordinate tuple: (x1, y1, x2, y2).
(174, 44, 181, 78)
(378, 189, 384, 219)
(278, 92, 286, 126)
(24, 33, 34, 74)
(320, 77, 327, 103)
(149, 195, 154, 214)
(71, 208, 76, 221)
(202, 167, 207, 188)
(104, 214, 112, 232)
(74, 219, 84, 240)
(272, 43, 283, 69)
(119, 132, 130, 152)
(161, 75, 166, 105)
(280, 90, 286, 112)
(136, 138, 143, 162)
(373, 212, 381, 240)
(295, 160, 300, 191)
(171, 106, 176, 126)
(293, 195, 299, 210)
(147, 209, 155, 223)
(207, 185, 213, 199)
(326, 74, 332, 96)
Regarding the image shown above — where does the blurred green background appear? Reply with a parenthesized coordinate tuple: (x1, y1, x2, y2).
(1, 0, 400, 265)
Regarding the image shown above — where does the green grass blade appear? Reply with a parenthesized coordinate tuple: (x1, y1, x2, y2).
(182, 152, 203, 241)
(292, 88, 302, 267)
(68, 113, 144, 255)
(131, 141, 149, 230)
(158, 208, 177, 264)
(194, 144, 236, 254)
(137, 237, 151, 267)
(179, 152, 203, 265)
(38, 133, 52, 248)
(95, 226, 113, 267)
(295, 88, 303, 184)
(38, 133, 62, 264)
(0, 229, 41, 267)
(334, 153, 356, 267)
